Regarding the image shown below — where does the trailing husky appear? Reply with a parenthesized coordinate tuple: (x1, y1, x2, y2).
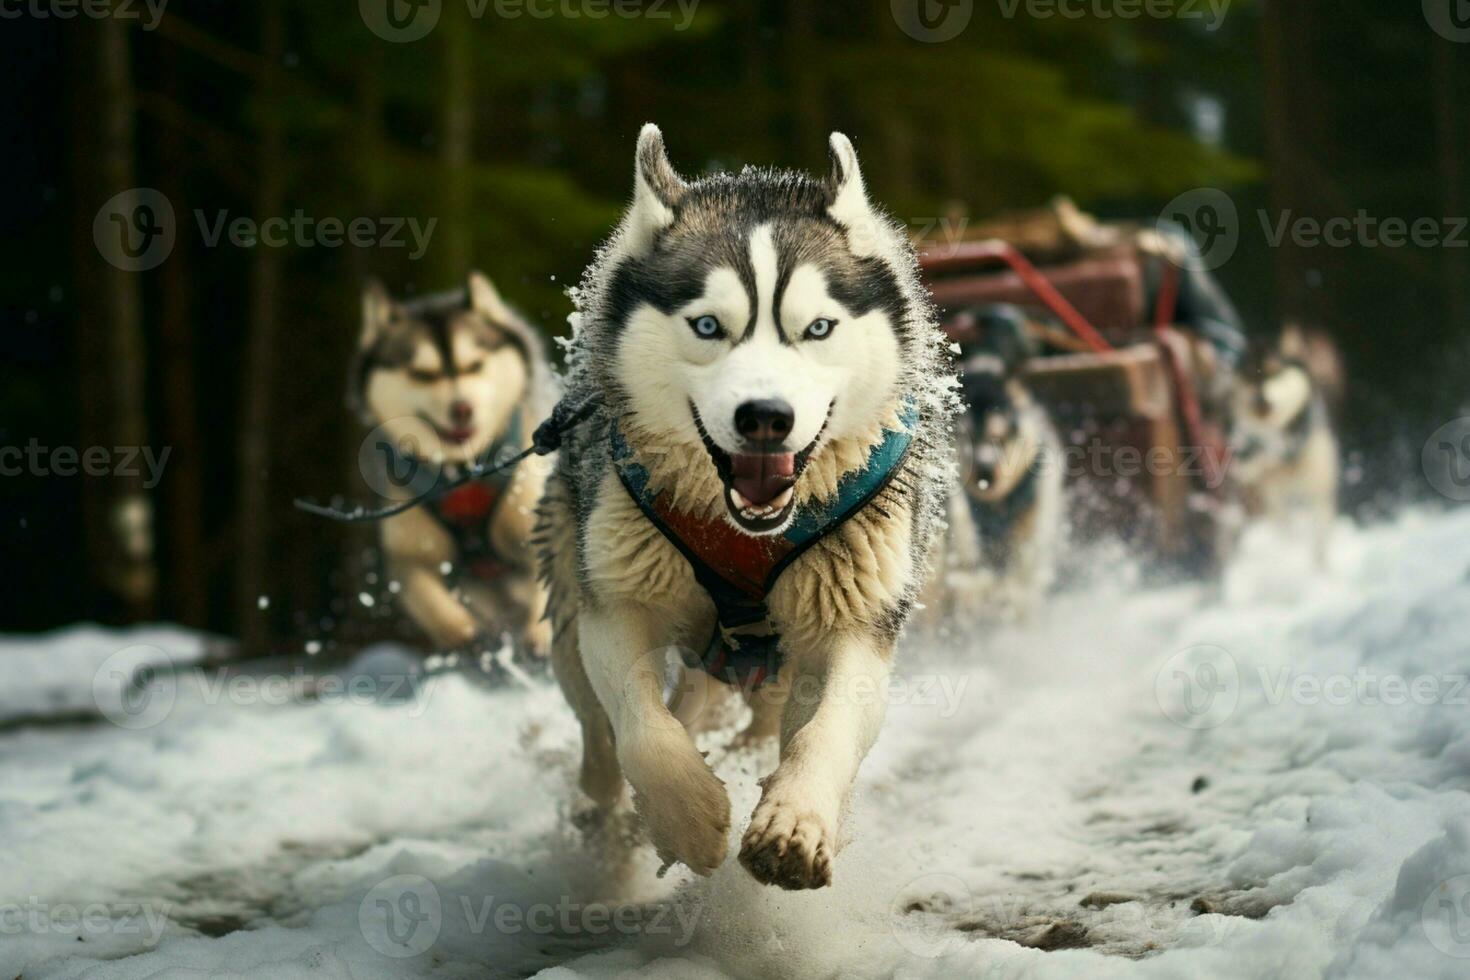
(930, 305, 1063, 622)
(353, 272, 555, 658)
(536, 126, 956, 889)
(1229, 324, 1341, 568)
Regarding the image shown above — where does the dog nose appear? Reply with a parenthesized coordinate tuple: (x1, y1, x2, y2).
(449, 400, 473, 425)
(734, 399, 795, 447)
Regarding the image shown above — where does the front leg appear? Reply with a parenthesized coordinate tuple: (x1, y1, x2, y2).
(396, 561, 479, 651)
(739, 632, 893, 890)
(579, 603, 731, 876)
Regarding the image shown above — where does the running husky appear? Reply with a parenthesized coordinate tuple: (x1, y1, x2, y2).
(1229, 324, 1341, 567)
(536, 126, 956, 889)
(353, 272, 555, 657)
(933, 306, 1063, 621)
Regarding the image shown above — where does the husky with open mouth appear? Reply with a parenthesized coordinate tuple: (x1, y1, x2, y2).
(930, 306, 1063, 623)
(353, 272, 555, 660)
(536, 125, 957, 889)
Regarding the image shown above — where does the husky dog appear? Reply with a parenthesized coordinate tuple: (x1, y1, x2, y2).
(1229, 325, 1340, 567)
(536, 126, 956, 889)
(931, 306, 1063, 621)
(354, 272, 555, 657)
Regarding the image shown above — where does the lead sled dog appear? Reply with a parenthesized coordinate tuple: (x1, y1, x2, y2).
(536, 125, 957, 889)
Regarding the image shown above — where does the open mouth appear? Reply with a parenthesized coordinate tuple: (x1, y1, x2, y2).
(418, 413, 477, 447)
(692, 402, 830, 534)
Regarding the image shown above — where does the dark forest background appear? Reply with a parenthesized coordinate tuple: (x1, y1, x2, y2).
(1, 0, 1466, 649)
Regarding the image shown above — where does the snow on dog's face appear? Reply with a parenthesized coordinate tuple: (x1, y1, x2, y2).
(355, 273, 531, 466)
(602, 126, 909, 535)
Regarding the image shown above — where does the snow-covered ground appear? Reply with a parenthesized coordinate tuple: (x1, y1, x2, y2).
(5, 508, 1470, 979)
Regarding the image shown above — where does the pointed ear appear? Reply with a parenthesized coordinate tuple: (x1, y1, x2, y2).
(623, 123, 687, 255)
(468, 270, 516, 325)
(360, 278, 394, 350)
(825, 132, 881, 258)
(1279, 321, 1307, 358)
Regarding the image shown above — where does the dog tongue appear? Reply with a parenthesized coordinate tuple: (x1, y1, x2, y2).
(730, 453, 796, 507)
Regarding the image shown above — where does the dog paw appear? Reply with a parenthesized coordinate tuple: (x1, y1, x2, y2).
(523, 618, 553, 660)
(738, 796, 834, 890)
(626, 736, 731, 876)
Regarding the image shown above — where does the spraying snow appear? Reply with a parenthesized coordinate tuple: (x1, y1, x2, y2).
(4, 508, 1470, 978)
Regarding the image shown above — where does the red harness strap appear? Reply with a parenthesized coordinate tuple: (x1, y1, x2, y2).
(429, 480, 510, 582)
(650, 498, 795, 599)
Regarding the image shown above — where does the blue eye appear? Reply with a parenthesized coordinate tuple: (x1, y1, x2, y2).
(688, 315, 723, 339)
(804, 317, 837, 340)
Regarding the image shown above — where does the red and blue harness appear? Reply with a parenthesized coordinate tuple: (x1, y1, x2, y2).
(390, 411, 525, 585)
(612, 403, 918, 688)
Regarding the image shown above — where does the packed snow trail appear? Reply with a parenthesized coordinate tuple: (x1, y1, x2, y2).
(4, 508, 1470, 978)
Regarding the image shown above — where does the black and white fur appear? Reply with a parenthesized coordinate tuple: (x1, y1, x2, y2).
(536, 125, 957, 889)
(931, 308, 1063, 622)
(353, 272, 556, 655)
(1229, 327, 1340, 568)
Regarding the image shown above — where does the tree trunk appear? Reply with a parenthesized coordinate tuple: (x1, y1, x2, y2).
(236, 0, 286, 652)
(96, 4, 157, 620)
(439, 11, 474, 284)
(70, 23, 107, 619)
(1431, 35, 1468, 343)
(157, 42, 206, 627)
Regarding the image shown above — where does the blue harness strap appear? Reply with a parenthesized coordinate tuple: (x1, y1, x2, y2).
(614, 401, 918, 687)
